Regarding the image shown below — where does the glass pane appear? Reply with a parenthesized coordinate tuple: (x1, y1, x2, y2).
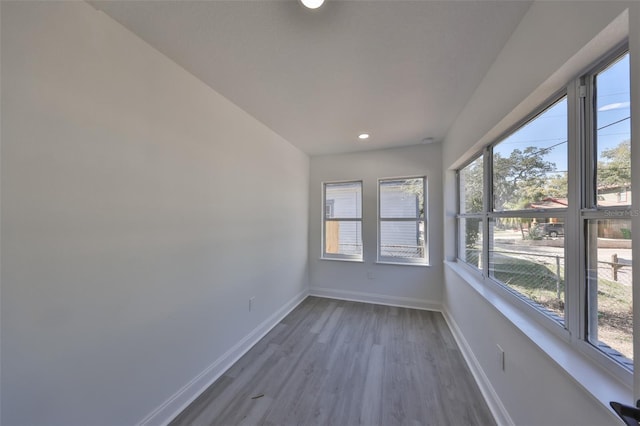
(324, 221, 362, 256)
(458, 217, 483, 268)
(586, 218, 633, 366)
(493, 97, 568, 211)
(380, 178, 424, 219)
(489, 217, 566, 323)
(325, 182, 362, 219)
(459, 156, 484, 214)
(596, 53, 631, 207)
(380, 221, 424, 259)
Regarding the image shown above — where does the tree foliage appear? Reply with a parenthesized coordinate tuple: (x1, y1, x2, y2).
(459, 138, 630, 246)
(598, 140, 631, 189)
(459, 158, 483, 252)
(399, 178, 425, 216)
(545, 173, 568, 198)
(460, 158, 484, 213)
(493, 147, 555, 210)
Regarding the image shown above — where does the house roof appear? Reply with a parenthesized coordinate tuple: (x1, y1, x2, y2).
(528, 197, 568, 209)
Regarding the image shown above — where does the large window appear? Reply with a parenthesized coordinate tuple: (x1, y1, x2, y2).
(490, 97, 568, 323)
(586, 52, 633, 367)
(457, 49, 633, 373)
(322, 181, 363, 260)
(378, 177, 426, 264)
(594, 54, 632, 208)
(492, 97, 568, 212)
(458, 156, 484, 268)
(489, 216, 566, 323)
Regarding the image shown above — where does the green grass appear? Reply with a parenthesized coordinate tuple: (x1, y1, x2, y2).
(492, 254, 632, 359)
(492, 255, 565, 313)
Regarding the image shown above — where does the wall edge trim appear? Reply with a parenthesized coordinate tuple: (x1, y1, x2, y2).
(308, 286, 441, 311)
(441, 308, 514, 426)
(136, 289, 309, 426)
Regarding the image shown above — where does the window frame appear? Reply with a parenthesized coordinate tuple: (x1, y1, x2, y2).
(581, 47, 633, 373)
(455, 45, 633, 384)
(487, 93, 569, 327)
(456, 153, 485, 271)
(377, 176, 428, 265)
(322, 180, 364, 262)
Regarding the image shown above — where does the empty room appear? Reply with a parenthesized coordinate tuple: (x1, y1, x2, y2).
(1, 1, 639, 425)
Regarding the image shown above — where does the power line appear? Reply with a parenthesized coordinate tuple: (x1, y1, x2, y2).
(528, 139, 567, 157)
(597, 116, 630, 131)
(498, 137, 566, 146)
(503, 116, 630, 158)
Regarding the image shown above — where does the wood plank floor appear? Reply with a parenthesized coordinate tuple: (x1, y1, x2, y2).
(170, 297, 495, 426)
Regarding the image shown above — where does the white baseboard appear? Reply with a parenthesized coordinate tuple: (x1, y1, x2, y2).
(441, 308, 514, 426)
(137, 289, 309, 426)
(309, 286, 441, 311)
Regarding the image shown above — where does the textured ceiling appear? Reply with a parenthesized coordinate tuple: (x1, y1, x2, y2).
(92, 0, 532, 156)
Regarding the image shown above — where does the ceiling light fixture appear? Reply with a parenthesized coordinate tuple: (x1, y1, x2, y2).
(300, 0, 325, 9)
(358, 133, 370, 140)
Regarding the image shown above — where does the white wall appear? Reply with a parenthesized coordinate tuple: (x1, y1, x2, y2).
(309, 144, 442, 309)
(0, 2, 309, 425)
(443, 1, 639, 425)
(445, 269, 619, 426)
(443, 1, 632, 173)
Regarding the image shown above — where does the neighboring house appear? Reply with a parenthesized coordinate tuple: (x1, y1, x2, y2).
(325, 182, 423, 257)
(379, 183, 424, 257)
(528, 197, 568, 210)
(597, 186, 632, 238)
(325, 186, 362, 255)
(597, 185, 632, 206)
(527, 195, 632, 239)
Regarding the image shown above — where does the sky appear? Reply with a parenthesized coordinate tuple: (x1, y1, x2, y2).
(493, 53, 630, 180)
(596, 53, 631, 157)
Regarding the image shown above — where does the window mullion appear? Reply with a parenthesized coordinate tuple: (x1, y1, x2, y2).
(565, 77, 585, 340)
(483, 146, 492, 277)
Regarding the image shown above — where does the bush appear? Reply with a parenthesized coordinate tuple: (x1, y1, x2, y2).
(621, 228, 631, 239)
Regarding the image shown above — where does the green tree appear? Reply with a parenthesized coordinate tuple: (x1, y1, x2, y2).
(493, 146, 555, 210)
(399, 178, 425, 216)
(598, 140, 631, 189)
(460, 157, 483, 214)
(459, 158, 483, 255)
(545, 173, 568, 198)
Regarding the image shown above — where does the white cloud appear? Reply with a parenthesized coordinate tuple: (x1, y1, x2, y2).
(598, 101, 630, 112)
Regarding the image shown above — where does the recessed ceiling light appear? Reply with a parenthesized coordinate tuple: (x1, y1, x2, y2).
(300, 0, 325, 9)
(358, 133, 370, 140)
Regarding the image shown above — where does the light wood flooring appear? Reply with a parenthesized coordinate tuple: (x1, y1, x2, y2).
(170, 296, 495, 426)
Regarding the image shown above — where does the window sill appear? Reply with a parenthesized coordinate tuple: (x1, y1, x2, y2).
(444, 260, 632, 416)
(319, 257, 364, 263)
(375, 260, 430, 267)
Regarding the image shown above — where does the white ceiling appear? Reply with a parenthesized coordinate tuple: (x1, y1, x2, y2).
(91, 0, 532, 156)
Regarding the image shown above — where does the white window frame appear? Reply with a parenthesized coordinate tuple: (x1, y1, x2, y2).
(322, 180, 363, 261)
(455, 45, 633, 385)
(377, 176, 428, 265)
(581, 48, 633, 374)
(488, 94, 569, 328)
(456, 154, 484, 271)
